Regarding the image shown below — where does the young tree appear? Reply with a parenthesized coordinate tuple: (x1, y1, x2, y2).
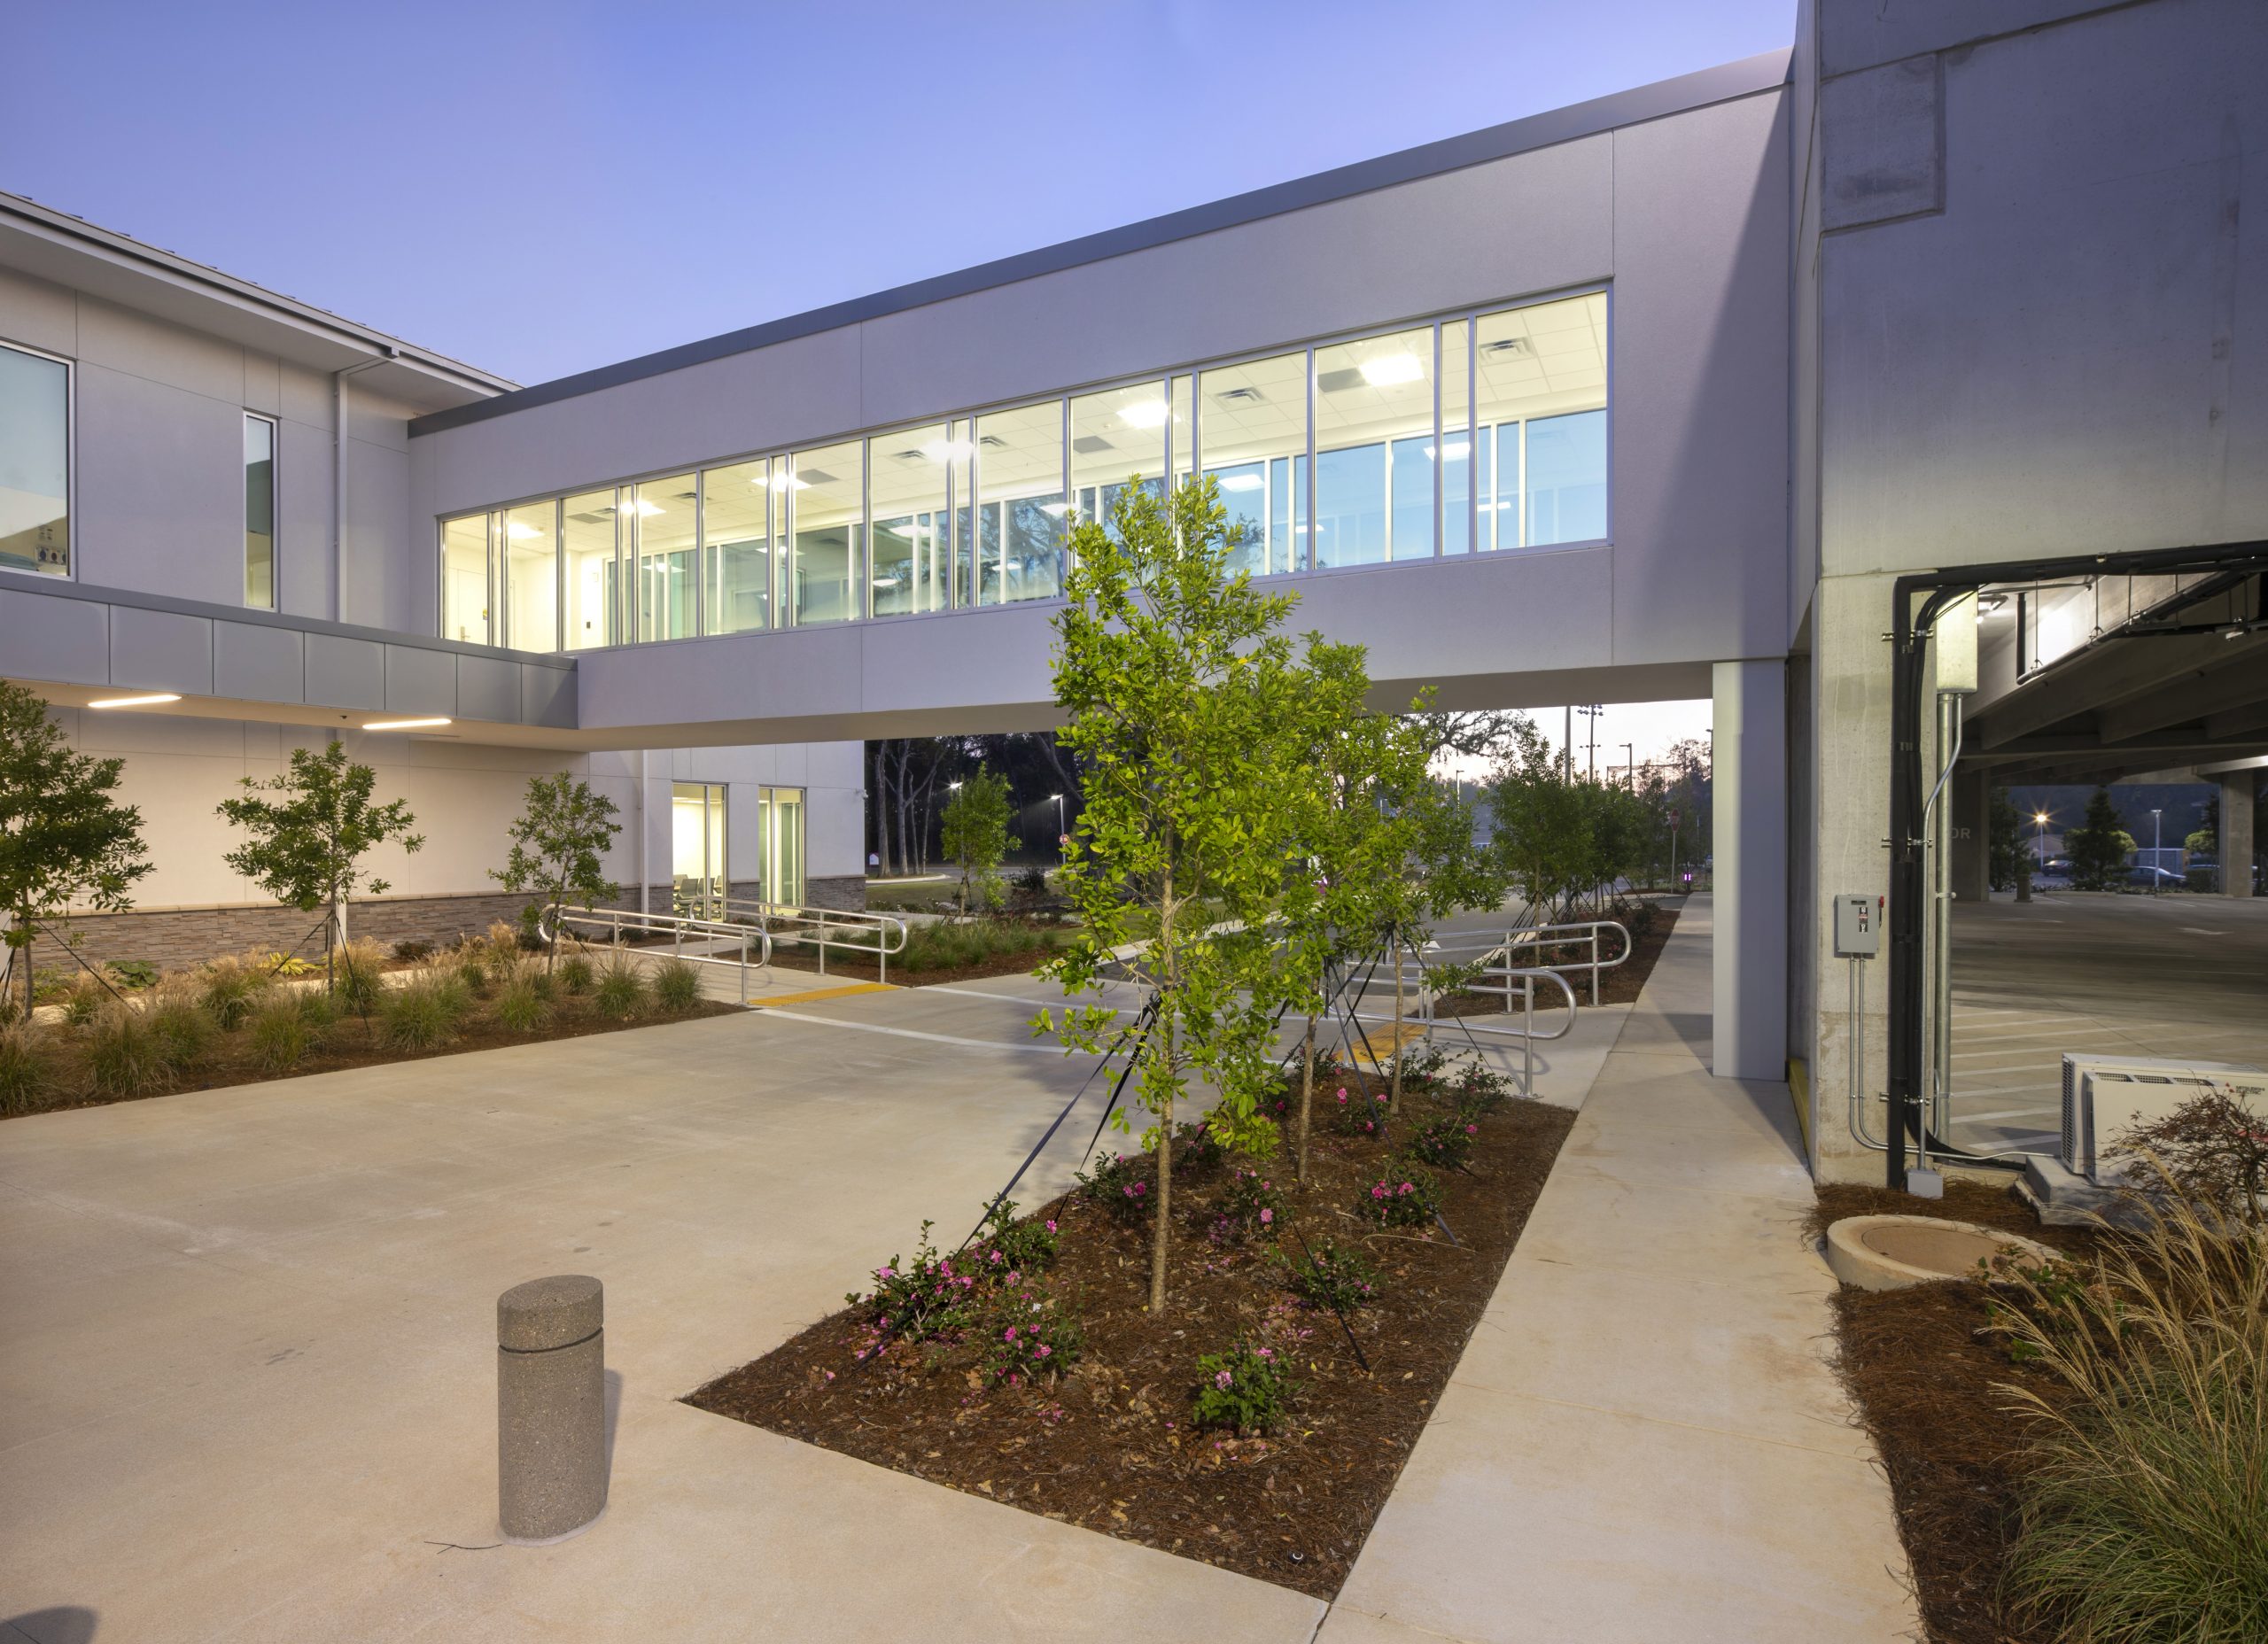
(939, 766, 1017, 916)
(1037, 477, 1303, 1316)
(492, 772, 622, 971)
(0, 680, 153, 1016)
(217, 740, 423, 987)
(2064, 787, 2135, 890)
(1485, 716, 1591, 921)
(1988, 787, 2025, 893)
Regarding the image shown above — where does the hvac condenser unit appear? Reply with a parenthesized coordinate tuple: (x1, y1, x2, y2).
(2060, 1054, 2268, 1183)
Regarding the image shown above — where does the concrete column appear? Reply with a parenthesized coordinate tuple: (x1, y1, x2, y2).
(2223, 772, 2256, 897)
(498, 1274, 607, 1542)
(1712, 659, 1790, 1082)
(1948, 770, 1990, 905)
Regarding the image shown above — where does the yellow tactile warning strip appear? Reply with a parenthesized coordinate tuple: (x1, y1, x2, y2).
(1348, 1020, 1433, 1065)
(750, 981, 900, 1009)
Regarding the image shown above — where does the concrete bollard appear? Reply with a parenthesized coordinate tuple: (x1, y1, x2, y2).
(497, 1274, 607, 1541)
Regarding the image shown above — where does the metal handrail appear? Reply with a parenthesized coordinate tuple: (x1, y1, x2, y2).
(1424, 918, 1633, 1007)
(537, 904, 773, 1004)
(714, 897, 908, 982)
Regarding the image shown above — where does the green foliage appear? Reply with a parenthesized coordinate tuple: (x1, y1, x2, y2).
(2066, 787, 2135, 890)
(975, 1198, 1061, 1278)
(844, 1220, 983, 1345)
(1209, 1165, 1287, 1245)
(0, 1022, 59, 1115)
(216, 741, 423, 983)
(978, 1285, 1083, 1385)
(2109, 1090, 2268, 1229)
(1190, 1338, 1293, 1434)
(592, 957, 648, 1020)
(558, 954, 594, 995)
(0, 679, 154, 1017)
(939, 767, 1019, 916)
(1403, 1113, 1480, 1170)
(1988, 787, 2027, 892)
(1327, 1080, 1392, 1138)
(334, 938, 387, 1018)
(60, 975, 107, 1028)
(493, 980, 549, 1033)
(652, 956, 703, 1012)
(105, 959, 158, 990)
(1991, 1195, 2268, 1640)
(145, 984, 215, 1071)
(1037, 477, 1311, 1314)
(197, 957, 270, 1030)
(491, 772, 621, 970)
(1282, 1240, 1385, 1313)
(898, 918, 1060, 974)
(1482, 716, 1649, 920)
(84, 1004, 173, 1097)
(247, 992, 325, 1074)
(377, 969, 468, 1051)
(1076, 1149, 1153, 1226)
(1359, 1163, 1443, 1227)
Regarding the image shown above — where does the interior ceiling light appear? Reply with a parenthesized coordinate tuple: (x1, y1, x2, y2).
(766, 471, 811, 491)
(505, 519, 546, 540)
(1039, 501, 1069, 516)
(1118, 399, 1171, 428)
(1359, 354, 1425, 387)
(624, 499, 664, 516)
(88, 693, 181, 709)
(363, 717, 452, 732)
(1424, 441, 1472, 461)
(920, 438, 975, 462)
(1216, 473, 1264, 492)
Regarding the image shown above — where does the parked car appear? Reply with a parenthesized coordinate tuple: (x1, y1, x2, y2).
(2126, 864, 2186, 889)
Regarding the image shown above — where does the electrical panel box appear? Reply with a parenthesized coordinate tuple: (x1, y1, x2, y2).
(1834, 894, 1880, 958)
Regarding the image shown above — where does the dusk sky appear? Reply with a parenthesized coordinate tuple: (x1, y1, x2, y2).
(13, 1, 1793, 389)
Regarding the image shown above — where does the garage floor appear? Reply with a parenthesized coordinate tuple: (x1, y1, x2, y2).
(1947, 891, 2268, 1156)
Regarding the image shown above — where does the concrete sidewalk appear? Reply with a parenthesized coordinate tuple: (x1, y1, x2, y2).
(1323, 897, 1917, 1643)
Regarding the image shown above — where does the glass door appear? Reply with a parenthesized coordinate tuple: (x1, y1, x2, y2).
(757, 786, 805, 907)
(670, 782, 727, 917)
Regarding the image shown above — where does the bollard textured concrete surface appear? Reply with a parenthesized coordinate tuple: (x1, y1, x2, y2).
(498, 1274, 607, 1541)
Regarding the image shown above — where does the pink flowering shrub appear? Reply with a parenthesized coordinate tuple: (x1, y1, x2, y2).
(1328, 1083, 1392, 1139)
(977, 1284, 1084, 1386)
(1190, 1338, 1294, 1434)
(1210, 1165, 1287, 1245)
(1076, 1148, 1153, 1226)
(1394, 1043, 1451, 1093)
(1404, 1113, 1479, 1170)
(845, 1219, 982, 1344)
(978, 1197, 1060, 1276)
(1174, 1117, 1226, 1174)
(1451, 1062, 1514, 1117)
(1280, 1238, 1385, 1313)
(1357, 1164, 1443, 1228)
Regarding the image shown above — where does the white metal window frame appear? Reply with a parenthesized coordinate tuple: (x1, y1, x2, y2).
(0, 334, 78, 585)
(242, 409, 279, 610)
(437, 281, 1611, 650)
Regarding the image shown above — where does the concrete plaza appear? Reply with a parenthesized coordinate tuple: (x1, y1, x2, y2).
(2, 901, 1908, 1641)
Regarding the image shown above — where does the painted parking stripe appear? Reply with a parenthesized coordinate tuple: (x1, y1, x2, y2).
(750, 1006, 1099, 1057)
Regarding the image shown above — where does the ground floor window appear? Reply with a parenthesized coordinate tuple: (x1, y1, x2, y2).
(671, 781, 727, 917)
(757, 786, 804, 907)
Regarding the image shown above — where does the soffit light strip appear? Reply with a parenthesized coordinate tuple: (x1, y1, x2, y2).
(363, 717, 452, 731)
(88, 693, 182, 709)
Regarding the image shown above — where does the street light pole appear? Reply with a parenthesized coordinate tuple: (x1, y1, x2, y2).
(1620, 742, 1635, 789)
(2150, 808, 2163, 893)
(2034, 810, 2049, 872)
(1050, 793, 1065, 865)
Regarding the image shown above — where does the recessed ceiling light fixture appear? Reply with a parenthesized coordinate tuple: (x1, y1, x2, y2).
(1216, 473, 1264, 492)
(1424, 440, 1472, 461)
(765, 471, 810, 492)
(1118, 399, 1171, 428)
(1358, 354, 1425, 387)
(363, 717, 452, 732)
(920, 438, 975, 462)
(88, 693, 182, 709)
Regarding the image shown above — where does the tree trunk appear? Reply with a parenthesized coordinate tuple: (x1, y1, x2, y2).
(1297, 1013, 1316, 1185)
(1150, 864, 1175, 1316)
(1388, 927, 1406, 1115)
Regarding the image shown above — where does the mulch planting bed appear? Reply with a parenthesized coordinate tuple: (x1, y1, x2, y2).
(5, 994, 742, 1121)
(1431, 901, 1679, 1017)
(1812, 1182, 2103, 1644)
(803, 942, 1076, 989)
(687, 1065, 1576, 1599)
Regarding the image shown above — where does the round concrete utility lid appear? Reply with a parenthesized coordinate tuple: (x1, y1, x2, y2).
(1824, 1215, 2055, 1291)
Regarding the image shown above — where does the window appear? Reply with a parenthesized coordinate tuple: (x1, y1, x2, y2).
(0, 340, 70, 577)
(243, 413, 276, 608)
(868, 424, 952, 617)
(1475, 292, 1607, 549)
(1313, 325, 1434, 568)
(975, 399, 1065, 606)
(703, 459, 773, 634)
(1441, 319, 1472, 554)
(504, 500, 556, 648)
(440, 514, 491, 643)
(633, 472, 696, 640)
(671, 781, 728, 918)
(757, 785, 804, 906)
(1070, 381, 1166, 534)
(561, 489, 618, 650)
(788, 441, 861, 626)
(1198, 351, 1306, 577)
